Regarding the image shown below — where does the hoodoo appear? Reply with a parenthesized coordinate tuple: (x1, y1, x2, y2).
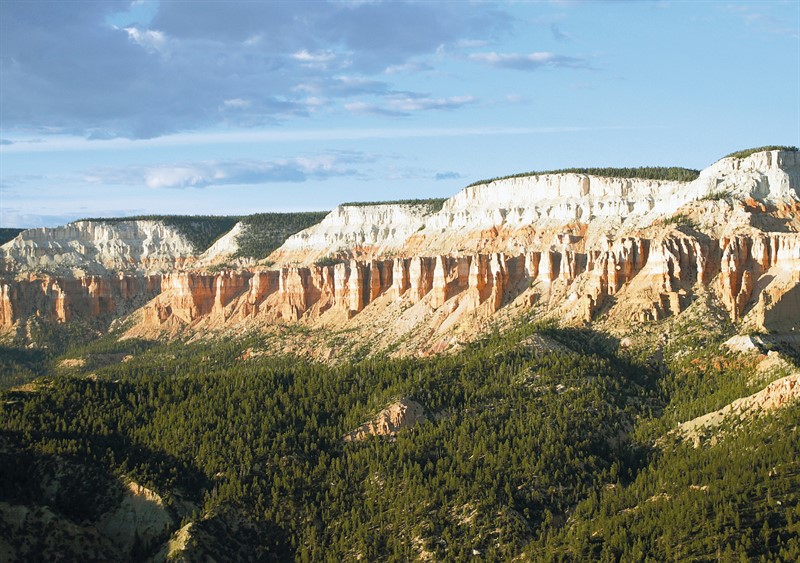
(1, 148, 798, 350)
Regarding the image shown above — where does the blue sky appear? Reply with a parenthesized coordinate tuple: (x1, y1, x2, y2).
(1, 0, 798, 228)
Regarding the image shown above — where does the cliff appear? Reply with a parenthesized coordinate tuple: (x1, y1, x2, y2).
(267, 202, 434, 266)
(269, 149, 800, 261)
(1, 149, 798, 353)
(0, 274, 162, 328)
(0, 221, 196, 275)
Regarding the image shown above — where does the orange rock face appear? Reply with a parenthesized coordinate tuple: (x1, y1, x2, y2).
(0, 274, 162, 329)
(2, 232, 798, 337)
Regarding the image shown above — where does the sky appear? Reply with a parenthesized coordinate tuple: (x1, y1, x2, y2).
(1, 0, 798, 228)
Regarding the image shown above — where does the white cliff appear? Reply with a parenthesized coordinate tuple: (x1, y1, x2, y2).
(271, 149, 800, 263)
(0, 220, 196, 275)
(421, 149, 799, 250)
(195, 221, 256, 269)
(269, 202, 434, 266)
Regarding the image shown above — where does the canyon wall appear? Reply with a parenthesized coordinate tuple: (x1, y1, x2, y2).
(1, 149, 797, 342)
(4, 232, 796, 335)
(270, 149, 800, 262)
(0, 273, 162, 328)
(0, 221, 196, 275)
(268, 203, 433, 266)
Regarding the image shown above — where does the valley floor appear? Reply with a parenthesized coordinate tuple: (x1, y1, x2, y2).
(2, 308, 799, 561)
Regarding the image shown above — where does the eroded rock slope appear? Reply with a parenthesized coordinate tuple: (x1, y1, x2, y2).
(2, 149, 798, 353)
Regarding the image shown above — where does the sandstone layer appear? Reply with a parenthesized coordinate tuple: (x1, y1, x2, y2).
(1, 149, 798, 351)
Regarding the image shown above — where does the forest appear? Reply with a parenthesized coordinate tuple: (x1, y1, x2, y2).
(723, 145, 798, 160)
(233, 212, 329, 260)
(338, 199, 448, 213)
(468, 166, 702, 187)
(1, 303, 798, 561)
(0, 228, 23, 245)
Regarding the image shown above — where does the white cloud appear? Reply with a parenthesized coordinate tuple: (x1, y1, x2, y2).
(2, 125, 624, 154)
(144, 166, 211, 189)
(346, 95, 476, 116)
(124, 27, 167, 53)
(82, 155, 368, 190)
(469, 51, 587, 70)
(1, 1, 516, 139)
(293, 49, 337, 63)
(222, 98, 251, 109)
(389, 95, 475, 112)
(384, 61, 434, 74)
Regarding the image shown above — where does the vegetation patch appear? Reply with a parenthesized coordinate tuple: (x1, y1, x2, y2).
(2, 312, 798, 560)
(75, 212, 329, 257)
(701, 189, 732, 201)
(724, 145, 798, 160)
(468, 166, 700, 187)
(339, 198, 447, 213)
(0, 227, 24, 245)
(661, 213, 697, 229)
(313, 254, 346, 267)
(234, 212, 328, 260)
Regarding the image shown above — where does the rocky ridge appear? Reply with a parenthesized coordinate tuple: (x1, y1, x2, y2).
(268, 201, 436, 266)
(0, 220, 196, 275)
(1, 149, 798, 353)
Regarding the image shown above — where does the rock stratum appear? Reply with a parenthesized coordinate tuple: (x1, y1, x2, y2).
(1, 149, 798, 354)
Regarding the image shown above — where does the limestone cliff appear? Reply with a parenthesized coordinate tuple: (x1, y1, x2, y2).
(268, 202, 434, 266)
(109, 231, 796, 340)
(269, 149, 800, 261)
(0, 220, 196, 275)
(1, 149, 798, 351)
(0, 274, 161, 329)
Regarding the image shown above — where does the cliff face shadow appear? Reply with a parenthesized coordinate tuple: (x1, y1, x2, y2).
(764, 283, 800, 333)
(750, 213, 797, 233)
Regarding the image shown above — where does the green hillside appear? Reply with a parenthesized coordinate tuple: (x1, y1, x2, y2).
(1, 310, 797, 560)
(234, 212, 328, 260)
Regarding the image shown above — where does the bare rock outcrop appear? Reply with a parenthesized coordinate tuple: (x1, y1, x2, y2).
(4, 229, 796, 337)
(673, 372, 800, 447)
(1, 149, 797, 348)
(269, 202, 434, 266)
(0, 274, 161, 328)
(1, 220, 196, 275)
(344, 398, 427, 442)
(97, 481, 174, 556)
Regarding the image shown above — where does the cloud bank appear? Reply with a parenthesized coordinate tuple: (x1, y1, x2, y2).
(0, 1, 521, 140)
(83, 155, 363, 189)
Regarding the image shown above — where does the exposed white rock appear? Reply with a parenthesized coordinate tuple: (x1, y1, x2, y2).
(699, 149, 800, 201)
(272, 149, 799, 264)
(271, 203, 433, 265)
(424, 149, 799, 237)
(344, 398, 427, 441)
(4, 150, 797, 276)
(722, 334, 765, 354)
(195, 221, 254, 269)
(1, 220, 196, 275)
(97, 481, 173, 555)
